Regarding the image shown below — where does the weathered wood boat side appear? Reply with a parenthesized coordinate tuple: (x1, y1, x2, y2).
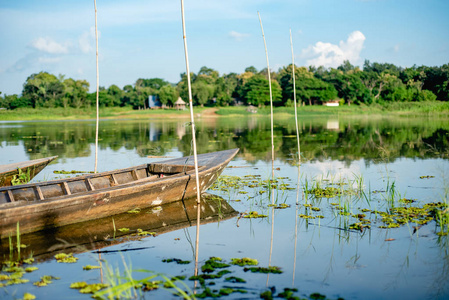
(0, 149, 238, 237)
(0, 156, 58, 187)
(0, 194, 238, 263)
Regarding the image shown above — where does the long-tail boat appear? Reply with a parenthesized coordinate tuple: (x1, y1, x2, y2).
(0, 156, 58, 187)
(0, 149, 238, 237)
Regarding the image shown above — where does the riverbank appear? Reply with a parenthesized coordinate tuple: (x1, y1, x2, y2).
(1, 101, 448, 121)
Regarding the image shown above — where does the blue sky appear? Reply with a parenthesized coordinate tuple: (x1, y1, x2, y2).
(0, 0, 448, 95)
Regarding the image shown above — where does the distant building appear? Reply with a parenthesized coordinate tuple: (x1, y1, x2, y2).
(148, 95, 162, 109)
(174, 97, 186, 110)
(323, 99, 340, 107)
(246, 105, 257, 113)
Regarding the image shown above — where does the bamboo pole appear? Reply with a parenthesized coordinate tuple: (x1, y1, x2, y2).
(290, 29, 301, 165)
(94, 0, 99, 173)
(290, 28, 302, 285)
(257, 12, 275, 179)
(180, 0, 202, 276)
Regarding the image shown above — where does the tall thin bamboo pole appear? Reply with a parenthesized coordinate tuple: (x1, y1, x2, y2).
(290, 28, 301, 285)
(180, 0, 202, 276)
(290, 29, 301, 165)
(257, 12, 275, 179)
(94, 0, 99, 173)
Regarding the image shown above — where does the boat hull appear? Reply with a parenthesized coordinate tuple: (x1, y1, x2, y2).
(0, 194, 238, 263)
(0, 149, 238, 237)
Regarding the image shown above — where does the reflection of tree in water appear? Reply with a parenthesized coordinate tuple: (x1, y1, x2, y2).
(1, 117, 448, 163)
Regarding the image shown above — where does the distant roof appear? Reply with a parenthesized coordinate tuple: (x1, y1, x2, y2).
(174, 97, 186, 105)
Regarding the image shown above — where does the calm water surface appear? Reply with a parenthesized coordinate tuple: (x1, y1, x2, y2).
(0, 115, 448, 299)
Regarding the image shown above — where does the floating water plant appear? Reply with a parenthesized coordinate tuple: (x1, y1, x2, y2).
(54, 253, 78, 263)
(419, 175, 435, 179)
(162, 258, 191, 265)
(243, 211, 268, 219)
(83, 265, 101, 271)
(25, 266, 38, 273)
(201, 257, 230, 273)
(224, 276, 246, 283)
(70, 281, 109, 294)
(230, 257, 258, 266)
(22, 293, 36, 300)
(136, 229, 156, 236)
(243, 266, 282, 274)
(33, 275, 60, 287)
(268, 203, 290, 209)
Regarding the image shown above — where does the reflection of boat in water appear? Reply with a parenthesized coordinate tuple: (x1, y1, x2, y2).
(0, 194, 238, 263)
(0, 149, 238, 236)
(0, 156, 57, 187)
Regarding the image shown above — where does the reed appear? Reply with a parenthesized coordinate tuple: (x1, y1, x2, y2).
(16, 222, 21, 260)
(93, 257, 194, 299)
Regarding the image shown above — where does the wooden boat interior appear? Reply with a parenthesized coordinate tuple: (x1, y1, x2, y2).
(0, 162, 206, 205)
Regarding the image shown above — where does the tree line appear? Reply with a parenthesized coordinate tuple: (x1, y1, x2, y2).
(1, 60, 448, 110)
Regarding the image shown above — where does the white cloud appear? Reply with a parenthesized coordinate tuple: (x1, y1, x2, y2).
(37, 56, 62, 64)
(301, 31, 366, 68)
(30, 37, 69, 54)
(393, 44, 400, 53)
(79, 27, 98, 54)
(228, 30, 250, 41)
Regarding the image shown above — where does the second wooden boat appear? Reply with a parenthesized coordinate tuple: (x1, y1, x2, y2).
(0, 149, 238, 237)
(0, 156, 58, 187)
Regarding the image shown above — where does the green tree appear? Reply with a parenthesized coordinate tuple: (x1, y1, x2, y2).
(63, 78, 90, 108)
(158, 85, 178, 107)
(244, 66, 258, 74)
(22, 72, 65, 108)
(215, 73, 238, 106)
(278, 65, 337, 105)
(192, 81, 214, 106)
(135, 78, 168, 90)
(322, 67, 372, 105)
(241, 74, 282, 107)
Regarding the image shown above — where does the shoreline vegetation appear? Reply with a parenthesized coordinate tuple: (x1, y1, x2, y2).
(1, 101, 448, 121)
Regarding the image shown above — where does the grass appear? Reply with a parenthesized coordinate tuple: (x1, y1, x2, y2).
(1, 101, 448, 121)
(217, 101, 449, 117)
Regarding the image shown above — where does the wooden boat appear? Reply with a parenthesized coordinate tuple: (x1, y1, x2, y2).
(0, 194, 238, 263)
(0, 156, 58, 187)
(0, 149, 238, 237)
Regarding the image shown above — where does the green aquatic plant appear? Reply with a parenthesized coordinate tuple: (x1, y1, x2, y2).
(33, 275, 60, 287)
(162, 258, 191, 265)
(243, 266, 282, 274)
(243, 211, 268, 219)
(25, 267, 38, 273)
(54, 253, 78, 263)
(11, 168, 31, 186)
(70, 281, 109, 294)
(135, 229, 157, 236)
(230, 257, 258, 266)
(93, 258, 194, 299)
(22, 293, 36, 300)
(83, 265, 101, 270)
(201, 257, 230, 273)
(224, 276, 246, 283)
